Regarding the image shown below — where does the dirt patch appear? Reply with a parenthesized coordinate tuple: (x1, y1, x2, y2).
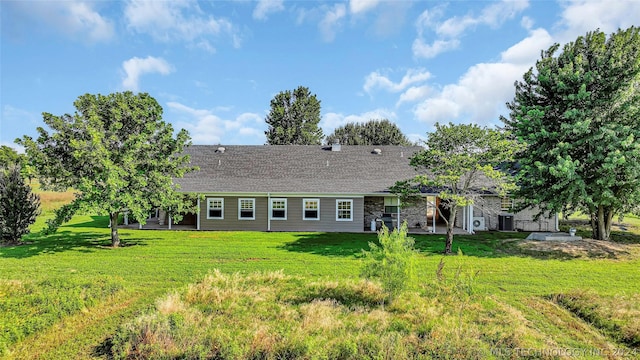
(500, 238, 637, 259)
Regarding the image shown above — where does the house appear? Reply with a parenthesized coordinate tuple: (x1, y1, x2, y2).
(169, 144, 558, 233)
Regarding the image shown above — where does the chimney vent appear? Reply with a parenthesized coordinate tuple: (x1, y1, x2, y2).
(372, 148, 382, 155)
(216, 146, 226, 153)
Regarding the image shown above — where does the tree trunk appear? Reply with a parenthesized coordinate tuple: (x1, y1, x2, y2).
(592, 206, 614, 241)
(110, 212, 120, 248)
(444, 208, 457, 255)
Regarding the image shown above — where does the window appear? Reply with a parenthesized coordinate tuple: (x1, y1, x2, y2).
(238, 198, 255, 220)
(384, 197, 399, 215)
(207, 198, 224, 219)
(336, 199, 353, 221)
(270, 198, 287, 220)
(500, 197, 514, 212)
(303, 199, 320, 220)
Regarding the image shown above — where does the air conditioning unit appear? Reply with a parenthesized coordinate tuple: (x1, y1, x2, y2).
(499, 214, 515, 231)
(472, 217, 486, 231)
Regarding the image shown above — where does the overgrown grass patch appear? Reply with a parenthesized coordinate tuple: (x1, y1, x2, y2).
(552, 291, 640, 348)
(0, 277, 123, 354)
(112, 270, 554, 360)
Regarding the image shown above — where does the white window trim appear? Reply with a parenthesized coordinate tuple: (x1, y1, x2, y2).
(270, 198, 287, 220)
(302, 198, 320, 221)
(238, 198, 255, 220)
(206, 198, 224, 220)
(500, 197, 514, 212)
(336, 199, 353, 222)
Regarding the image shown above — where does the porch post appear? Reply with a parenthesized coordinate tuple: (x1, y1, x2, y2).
(196, 197, 201, 230)
(468, 205, 474, 234)
(138, 223, 142, 230)
(397, 196, 401, 228)
(168, 214, 172, 230)
(462, 206, 466, 231)
(431, 197, 436, 233)
(267, 193, 271, 231)
(124, 212, 129, 226)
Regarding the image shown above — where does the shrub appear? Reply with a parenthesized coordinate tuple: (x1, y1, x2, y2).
(0, 165, 40, 245)
(361, 221, 416, 303)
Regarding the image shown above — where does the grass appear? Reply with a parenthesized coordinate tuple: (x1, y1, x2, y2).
(1, 187, 639, 358)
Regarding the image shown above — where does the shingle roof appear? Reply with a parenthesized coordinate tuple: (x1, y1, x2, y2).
(176, 145, 422, 194)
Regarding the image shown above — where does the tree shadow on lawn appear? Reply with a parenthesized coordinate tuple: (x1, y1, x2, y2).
(0, 230, 150, 259)
(280, 231, 533, 258)
(65, 215, 110, 228)
(279, 231, 629, 260)
(280, 233, 374, 257)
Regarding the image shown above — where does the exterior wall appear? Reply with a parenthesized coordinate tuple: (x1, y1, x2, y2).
(200, 196, 364, 232)
(364, 197, 384, 230)
(452, 197, 557, 232)
(401, 201, 430, 230)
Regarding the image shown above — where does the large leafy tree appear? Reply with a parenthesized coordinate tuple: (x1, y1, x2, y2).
(0, 165, 40, 245)
(394, 123, 520, 254)
(0, 145, 23, 167)
(325, 119, 412, 146)
(18, 92, 195, 247)
(502, 27, 640, 241)
(265, 86, 323, 145)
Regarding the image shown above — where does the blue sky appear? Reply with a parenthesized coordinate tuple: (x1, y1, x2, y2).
(1, 0, 639, 149)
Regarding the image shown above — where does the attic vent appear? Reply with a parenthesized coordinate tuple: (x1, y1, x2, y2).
(372, 148, 382, 155)
(331, 143, 341, 152)
(215, 147, 226, 153)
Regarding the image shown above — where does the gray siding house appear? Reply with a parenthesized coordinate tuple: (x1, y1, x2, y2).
(172, 145, 557, 233)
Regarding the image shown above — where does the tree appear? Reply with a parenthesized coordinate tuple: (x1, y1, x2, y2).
(0, 165, 40, 245)
(18, 92, 196, 247)
(325, 119, 412, 146)
(265, 86, 323, 145)
(0, 145, 22, 167)
(361, 221, 416, 304)
(502, 27, 640, 241)
(394, 123, 520, 254)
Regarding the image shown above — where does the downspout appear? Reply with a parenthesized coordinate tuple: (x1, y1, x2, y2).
(267, 192, 271, 231)
(196, 197, 201, 230)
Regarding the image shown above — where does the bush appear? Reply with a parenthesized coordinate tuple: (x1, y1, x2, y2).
(0, 165, 40, 245)
(361, 221, 416, 303)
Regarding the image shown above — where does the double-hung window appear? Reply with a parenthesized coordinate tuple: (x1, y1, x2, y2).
(336, 199, 353, 221)
(303, 199, 320, 220)
(207, 198, 224, 219)
(270, 198, 287, 220)
(238, 198, 255, 220)
(500, 197, 514, 212)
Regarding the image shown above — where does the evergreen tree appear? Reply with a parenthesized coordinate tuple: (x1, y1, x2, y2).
(502, 27, 640, 240)
(0, 165, 40, 245)
(325, 119, 412, 146)
(265, 86, 323, 145)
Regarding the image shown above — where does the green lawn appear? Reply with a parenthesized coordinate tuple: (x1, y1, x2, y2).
(1, 213, 640, 359)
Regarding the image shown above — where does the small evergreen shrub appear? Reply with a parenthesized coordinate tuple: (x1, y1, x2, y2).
(0, 165, 40, 245)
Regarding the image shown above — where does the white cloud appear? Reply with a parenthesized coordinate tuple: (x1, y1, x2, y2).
(350, 0, 380, 14)
(320, 109, 397, 134)
(556, 0, 640, 43)
(6, 1, 114, 42)
(168, 102, 265, 144)
(364, 68, 432, 94)
(319, 4, 347, 42)
(253, 0, 285, 20)
(413, 0, 529, 59)
(397, 86, 432, 106)
(412, 38, 460, 59)
(124, 0, 240, 49)
(121, 56, 174, 92)
(413, 27, 553, 126)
